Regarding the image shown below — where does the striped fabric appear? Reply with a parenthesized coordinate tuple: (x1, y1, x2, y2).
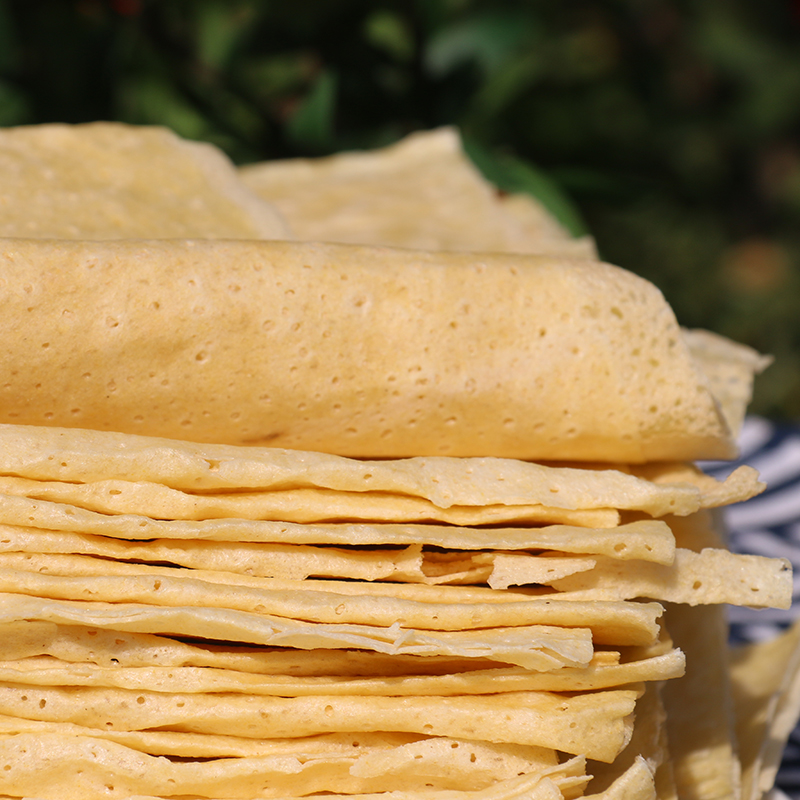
(703, 417, 800, 797)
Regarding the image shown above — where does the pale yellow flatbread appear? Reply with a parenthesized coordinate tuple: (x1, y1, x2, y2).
(0, 535, 785, 609)
(549, 548, 792, 609)
(0, 467, 762, 527)
(239, 127, 593, 257)
(0, 647, 684, 697)
(585, 682, 670, 794)
(730, 620, 800, 800)
(0, 425, 761, 512)
(0, 122, 290, 239)
(0, 683, 639, 760)
(682, 328, 772, 439)
(0, 620, 685, 692)
(0, 524, 599, 586)
(0, 620, 507, 674)
(0, 720, 559, 782)
(0, 718, 430, 757)
(666, 509, 729, 551)
(661, 603, 741, 800)
(0, 731, 587, 799)
(584, 756, 657, 800)
(0, 493, 676, 557)
(0, 558, 665, 651)
(0, 477, 619, 528)
(0, 591, 664, 648)
(0, 239, 744, 461)
(484, 553, 597, 589)
(500, 191, 597, 257)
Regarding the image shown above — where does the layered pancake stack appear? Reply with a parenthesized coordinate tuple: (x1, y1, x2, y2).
(0, 123, 794, 800)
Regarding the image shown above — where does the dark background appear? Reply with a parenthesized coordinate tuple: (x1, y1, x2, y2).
(1, 0, 798, 419)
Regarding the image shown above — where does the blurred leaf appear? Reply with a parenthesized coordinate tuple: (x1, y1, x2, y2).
(117, 76, 211, 141)
(665, 124, 727, 190)
(0, 0, 19, 73)
(0, 78, 27, 126)
(196, 1, 255, 69)
(696, 5, 800, 135)
(363, 9, 414, 62)
(463, 51, 543, 129)
(285, 68, 337, 152)
(424, 10, 538, 78)
(555, 23, 620, 82)
(240, 52, 317, 102)
(585, 83, 649, 147)
(462, 135, 588, 237)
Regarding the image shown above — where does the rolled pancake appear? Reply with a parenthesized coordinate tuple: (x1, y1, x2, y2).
(0, 122, 290, 240)
(0, 237, 747, 461)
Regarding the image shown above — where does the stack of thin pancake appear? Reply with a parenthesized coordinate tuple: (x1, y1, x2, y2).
(0, 123, 794, 800)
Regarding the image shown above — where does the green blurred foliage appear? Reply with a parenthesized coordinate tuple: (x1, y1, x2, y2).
(0, 0, 798, 417)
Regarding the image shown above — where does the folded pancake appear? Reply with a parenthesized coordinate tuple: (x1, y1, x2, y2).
(0, 122, 290, 240)
(239, 127, 595, 257)
(0, 237, 761, 461)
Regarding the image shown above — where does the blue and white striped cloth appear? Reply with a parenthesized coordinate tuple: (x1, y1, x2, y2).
(703, 417, 800, 796)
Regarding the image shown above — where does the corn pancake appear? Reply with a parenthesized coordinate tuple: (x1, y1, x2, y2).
(0, 240, 755, 461)
(548, 548, 792, 608)
(0, 469, 762, 525)
(0, 648, 684, 695)
(0, 683, 639, 760)
(661, 603, 740, 800)
(730, 620, 800, 800)
(0, 426, 763, 510)
(238, 127, 593, 258)
(0, 494, 676, 557)
(0, 731, 588, 799)
(585, 682, 671, 795)
(0, 591, 663, 648)
(0, 525, 600, 585)
(0, 732, 589, 800)
(0, 122, 289, 240)
(0, 541, 788, 608)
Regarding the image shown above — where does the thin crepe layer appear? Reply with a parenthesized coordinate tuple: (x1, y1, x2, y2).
(0, 238, 739, 462)
(0, 122, 289, 240)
